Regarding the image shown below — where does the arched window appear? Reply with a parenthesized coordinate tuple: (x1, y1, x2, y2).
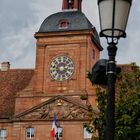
(67, 0, 74, 9)
(59, 19, 69, 29)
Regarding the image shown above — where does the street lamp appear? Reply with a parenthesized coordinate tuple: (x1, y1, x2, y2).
(97, 0, 132, 140)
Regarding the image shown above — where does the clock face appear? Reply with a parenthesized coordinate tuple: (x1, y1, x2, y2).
(49, 55, 75, 81)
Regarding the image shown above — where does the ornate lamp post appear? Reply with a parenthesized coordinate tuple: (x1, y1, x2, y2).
(97, 0, 132, 140)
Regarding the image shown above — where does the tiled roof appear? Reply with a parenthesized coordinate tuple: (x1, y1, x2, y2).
(118, 64, 133, 73)
(0, 69, 34, 119)
(0, 64, 134, 119)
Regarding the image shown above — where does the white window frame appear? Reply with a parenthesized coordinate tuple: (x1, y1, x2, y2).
(55, 127, 63, 139)
(26, 127, 34, 139)
(0, 129, 7, 140)
(84, 127, 92, 139)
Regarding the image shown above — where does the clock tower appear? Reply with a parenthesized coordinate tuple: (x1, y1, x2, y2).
(34, 0, 102, 106)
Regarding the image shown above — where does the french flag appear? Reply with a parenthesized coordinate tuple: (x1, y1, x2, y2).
(50, 116, 58, 140)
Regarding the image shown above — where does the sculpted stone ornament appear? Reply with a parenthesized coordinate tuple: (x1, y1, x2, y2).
(13, 96, 90, 121)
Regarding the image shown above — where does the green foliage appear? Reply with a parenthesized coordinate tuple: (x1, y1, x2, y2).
(87, 63, 140, 140)
(85, 87, 107, 140)
(115, 63, 140, 140)
(93, 87, 107, 140)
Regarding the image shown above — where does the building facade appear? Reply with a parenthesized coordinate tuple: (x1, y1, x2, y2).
(0, 0, 103, 140)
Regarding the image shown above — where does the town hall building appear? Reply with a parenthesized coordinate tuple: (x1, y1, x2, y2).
(0, 0, 103, 140)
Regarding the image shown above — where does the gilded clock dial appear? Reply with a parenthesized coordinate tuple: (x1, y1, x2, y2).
(49, 55, 75, 81)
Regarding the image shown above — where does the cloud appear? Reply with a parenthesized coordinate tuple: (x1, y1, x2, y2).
(0, 0, 62, 68)
(0, 0, 140, 68)
(115, 0, 140, 66)
(0, 0, 38, 68)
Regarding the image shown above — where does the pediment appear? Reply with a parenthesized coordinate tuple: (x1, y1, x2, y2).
(13, 96, 93, 121)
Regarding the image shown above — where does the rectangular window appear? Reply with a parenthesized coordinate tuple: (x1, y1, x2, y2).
(26, 127, 34, 139)
(84, 128, 92, 139)
(0, 129, 7, 139)
(55, 127, 63, 139)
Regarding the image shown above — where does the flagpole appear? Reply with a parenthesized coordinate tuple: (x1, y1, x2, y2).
(56, 134, 59, 140)
(50, 115, 58, 140)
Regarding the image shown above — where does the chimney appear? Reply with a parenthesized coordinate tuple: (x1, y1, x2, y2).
(1, 62, 10, 71)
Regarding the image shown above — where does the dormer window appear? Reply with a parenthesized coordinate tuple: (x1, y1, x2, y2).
(59, 19, 69, 29)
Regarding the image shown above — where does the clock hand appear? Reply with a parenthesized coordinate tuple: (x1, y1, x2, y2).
(64, 65, 68, 69)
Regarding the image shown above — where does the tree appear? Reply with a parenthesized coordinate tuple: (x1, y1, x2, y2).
(115, 63, 140, 139)
(87, 63, 140, 140)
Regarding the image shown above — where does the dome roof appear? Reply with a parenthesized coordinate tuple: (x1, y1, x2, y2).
(38, 10, 94, 33)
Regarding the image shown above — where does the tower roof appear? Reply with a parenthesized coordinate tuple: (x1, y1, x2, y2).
(38, 10, 94, 33)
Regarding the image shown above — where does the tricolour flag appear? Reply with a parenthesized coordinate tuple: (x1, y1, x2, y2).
(50, 116, 58, 140)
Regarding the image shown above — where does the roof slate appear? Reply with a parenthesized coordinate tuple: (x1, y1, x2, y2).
(38, 10, 94, 33)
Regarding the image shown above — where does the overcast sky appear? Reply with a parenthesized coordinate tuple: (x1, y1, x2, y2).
(0, 0, 140, 68)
